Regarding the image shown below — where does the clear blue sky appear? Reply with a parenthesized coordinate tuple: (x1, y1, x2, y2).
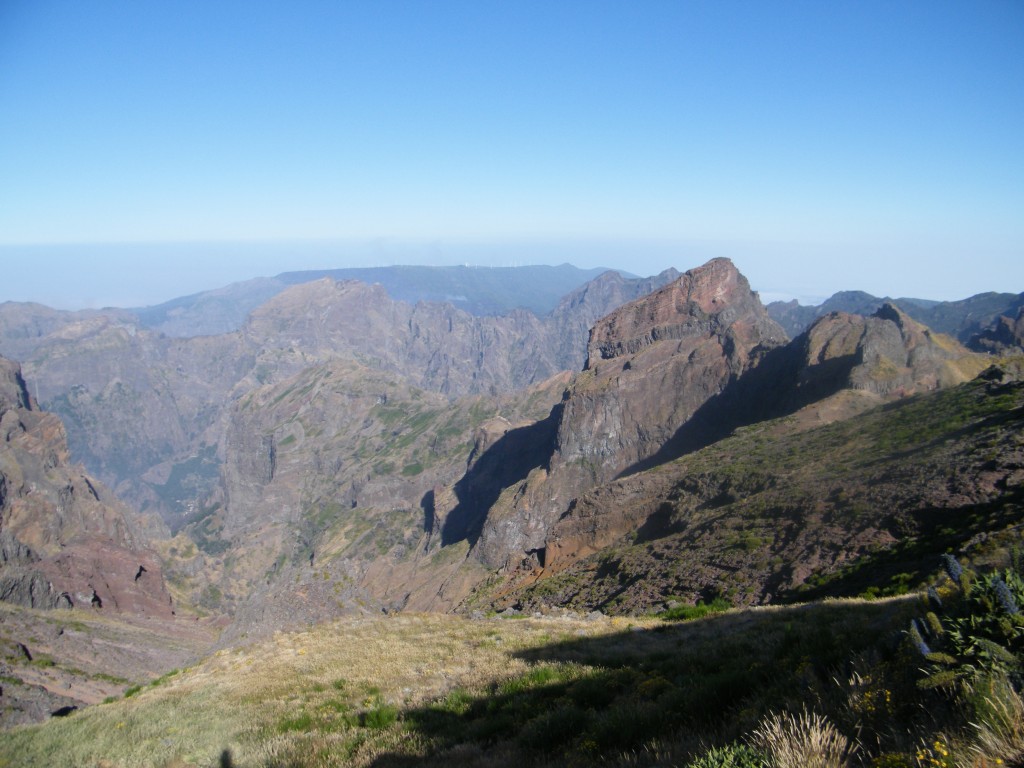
(1, 1, 1022, 309)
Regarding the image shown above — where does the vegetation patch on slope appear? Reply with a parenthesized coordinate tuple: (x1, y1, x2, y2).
(497, 370, 1024, 615)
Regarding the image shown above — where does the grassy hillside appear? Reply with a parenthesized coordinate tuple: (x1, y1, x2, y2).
(6, 584, 1024, 768)
(0, 602, 905, 767)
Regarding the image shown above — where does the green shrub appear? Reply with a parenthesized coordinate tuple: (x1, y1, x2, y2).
(688, 743, 766, 768)
(661, 598, 732, 622)
(916, 556, 1024, 691)
(362, 701, 398, 729)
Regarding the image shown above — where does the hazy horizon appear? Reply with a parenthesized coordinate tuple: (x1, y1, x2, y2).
(1, 239, 1018, 313)
(2, 3, 1021, 309)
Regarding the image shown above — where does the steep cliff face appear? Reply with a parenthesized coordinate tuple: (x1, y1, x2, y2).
(510, 303, 991, 602)
(0, 357, 173, 617)
(543, 268, 682, 375)
(472, 259, 788, 568)
(560, 258, 785, 477)
(4, 268, 677, 532)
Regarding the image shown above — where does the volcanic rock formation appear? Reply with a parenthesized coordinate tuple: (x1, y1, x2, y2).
(472, 258, 788, 568)
(531, 302, 989, 595)
(0, 356, 173, 617)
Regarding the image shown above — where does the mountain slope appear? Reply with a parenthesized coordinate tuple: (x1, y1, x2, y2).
(0, 356, 172, 616)
(2, 267, 678, 530)
(158, 356, 571, 642)
(455, 268, 992, 610)
(484, 362, 1023, 615)
(470, 258, 788, 570)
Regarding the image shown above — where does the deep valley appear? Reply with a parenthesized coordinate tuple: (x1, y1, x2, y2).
(1, 259, 1023, 767)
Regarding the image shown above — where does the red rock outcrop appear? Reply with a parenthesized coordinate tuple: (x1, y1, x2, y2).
(0, 356, 174, 617)
(473, 258, 788, 568)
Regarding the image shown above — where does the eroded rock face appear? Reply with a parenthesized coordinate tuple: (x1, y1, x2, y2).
(970, 308, 1024, 355)
(473, 259, 788, 568)
(4, 268, 680, 531)
(793, 303, 986, 401)
(561, 258, 785, 477)
(182, 354, 570, 636)
(0, 356, 174, 617)
(534, 302, 990, 583)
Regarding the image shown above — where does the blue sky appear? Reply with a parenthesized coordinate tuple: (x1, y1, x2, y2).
(1, 1, 1022, 309)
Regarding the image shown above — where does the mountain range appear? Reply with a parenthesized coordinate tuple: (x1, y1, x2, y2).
(1, 258, 1022, 733)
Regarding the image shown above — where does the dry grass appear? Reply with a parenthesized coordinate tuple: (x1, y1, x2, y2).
(0, 612, 646, 768)
(6, 596, 1016, 768)
(963, 677, 1024, 767)
(750, 708, 859, 768)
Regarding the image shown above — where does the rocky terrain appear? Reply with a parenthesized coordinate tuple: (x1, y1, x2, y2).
(971, 306, 1024, 354)
(0, 356, 171, 615)
(0, 356, 214, 726)
(0, 267, 678, 530)
(470, 258, 788, 571)
(2, 259, 1023, 734)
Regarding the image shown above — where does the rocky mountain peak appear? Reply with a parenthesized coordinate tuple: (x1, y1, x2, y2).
(585, 258, 767, 366)
(793, 301, 985, 401)
(472, 259, 788, 568)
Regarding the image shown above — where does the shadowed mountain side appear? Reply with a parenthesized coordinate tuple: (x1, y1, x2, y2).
(441, 404, 563, 549)
(620, 302, 988, 478)
(493, 366, 1024, 616)
(970, 306, 1024, 355)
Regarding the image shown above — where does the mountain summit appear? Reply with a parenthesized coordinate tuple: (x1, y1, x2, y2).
(473, 258, 787, 568)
